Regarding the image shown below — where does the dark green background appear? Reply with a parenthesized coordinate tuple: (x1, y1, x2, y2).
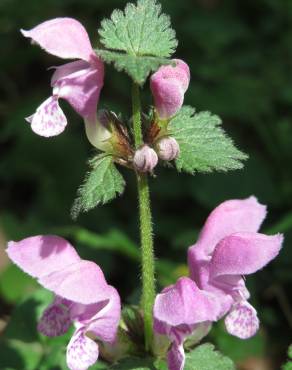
(1, 0, 292, 369)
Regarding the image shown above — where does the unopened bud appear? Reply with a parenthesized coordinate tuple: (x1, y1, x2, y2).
(133, 145, 158, 173)
(155, 137, 180, 161)
(150, 59, 190, 120)
(85, 109, 113, 151)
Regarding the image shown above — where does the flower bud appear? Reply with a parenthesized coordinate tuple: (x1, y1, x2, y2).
(84, 109, 113, 151)
(155, 137, 180, 161)
(150, 59, 190, 120)
(133, 145, 158, 173)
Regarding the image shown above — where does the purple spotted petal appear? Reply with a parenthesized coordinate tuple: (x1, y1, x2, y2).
(167, 342, 185, 370)
(225, 301, 259, 339)
(21, 18, 93, 61)
(38, 298, 71, 337)
(66, 328, 99, 370)
(26, 96, 67, 137)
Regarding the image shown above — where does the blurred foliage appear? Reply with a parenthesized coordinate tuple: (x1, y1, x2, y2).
(282, 345, 292, 370)
(1, 0, 292, 368)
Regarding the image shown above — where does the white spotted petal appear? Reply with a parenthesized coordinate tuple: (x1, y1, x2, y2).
(26, 96, 67, 137)
(225, 301, 259, 339)
(66, 328, 99, 370)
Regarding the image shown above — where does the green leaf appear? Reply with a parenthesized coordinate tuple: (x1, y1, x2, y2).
(268, 212, 292, 234)
(282, 345, 292, 370)
(108, 356, 167, 370)
(0, 340, 43, 370)
(98, 0, 177, 57)
(283, 363, 292, 370)
(71, 155, 125, 219)
(169, 106, 247, 174)
(0, 264, 38, 304)
(1, 289, 77, 370)
(153, 360, 167, 370)
(210, 321, 265, 362)
(97, 0, 177, 84)
(96, 50, 170, 85)
(184, 343, 235, 370)
(4, 289, 52, 343)
(0, 290, 52, 370)
(288, 345, 292, 359)
(53, 225, 178, 286)
(56, 227, 140, 261)
(38, 344, 68, 370)
(92, 362, 110, 369)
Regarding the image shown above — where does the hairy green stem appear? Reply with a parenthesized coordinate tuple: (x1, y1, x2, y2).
(132, 83, 143, 148)
(132, 83, 155, 350)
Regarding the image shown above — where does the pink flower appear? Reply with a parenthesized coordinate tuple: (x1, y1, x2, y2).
(188, 196, 283, 339)
(150, 59, 190, 120)
(22, 18, 104, 137)
(154, 277, 220, 370)
(154, 197, 283, 370)
(7, 235, 121, 370)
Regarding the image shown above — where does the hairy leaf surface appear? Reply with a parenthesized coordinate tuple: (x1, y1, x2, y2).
(170, 106, 247, 174)
(72, 155, 125, 219)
